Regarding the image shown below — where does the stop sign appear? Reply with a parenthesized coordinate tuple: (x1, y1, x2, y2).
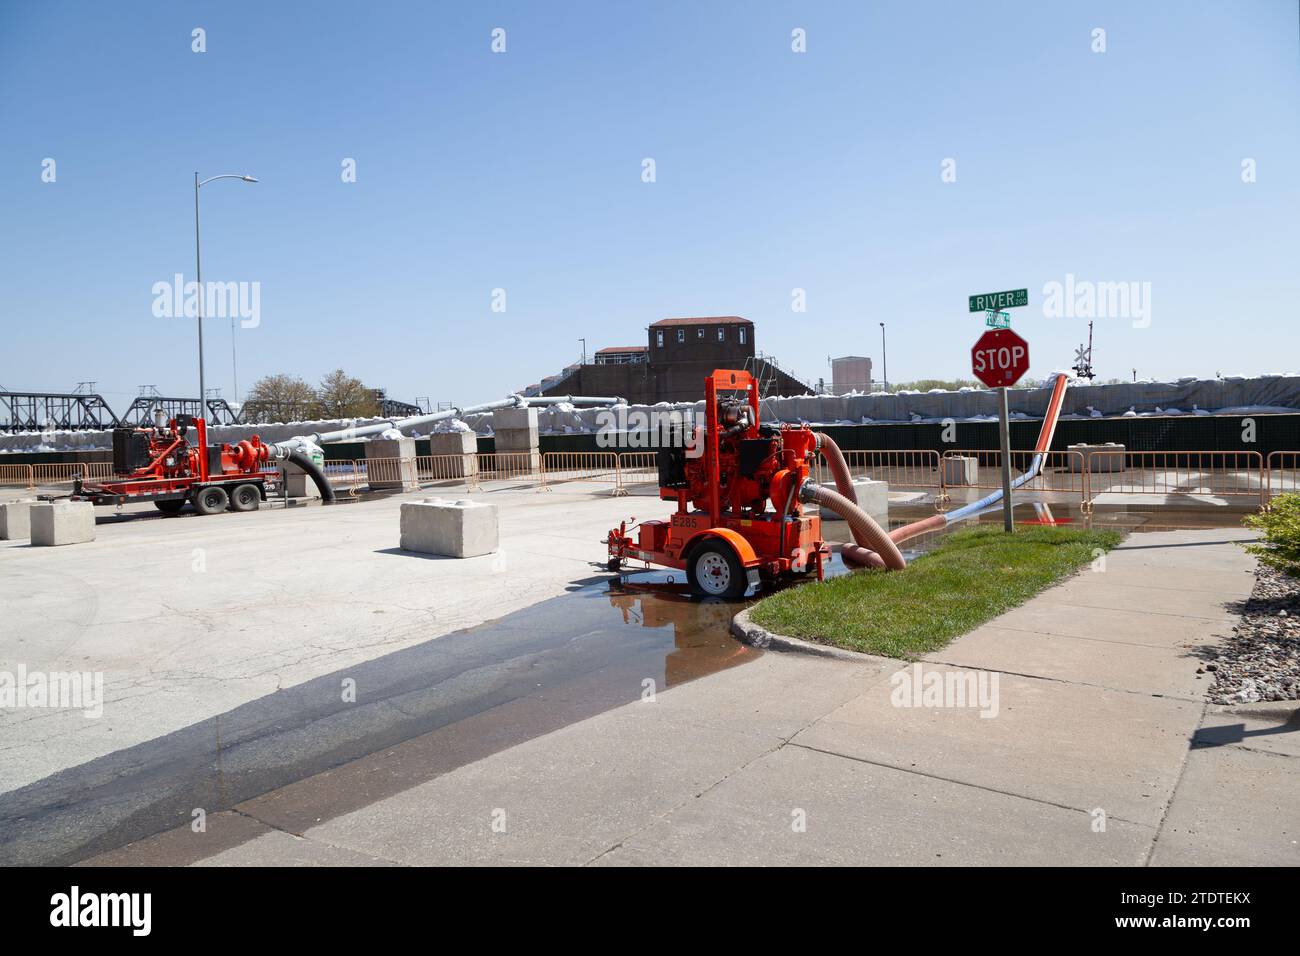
(971, 328, 1030, 388)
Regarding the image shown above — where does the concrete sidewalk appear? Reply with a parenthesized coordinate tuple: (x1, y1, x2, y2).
(176, 528, 1297, 866)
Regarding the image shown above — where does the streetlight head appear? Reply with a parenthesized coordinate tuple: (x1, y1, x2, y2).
(242, 176, 259, 183)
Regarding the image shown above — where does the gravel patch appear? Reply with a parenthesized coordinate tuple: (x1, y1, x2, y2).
(1206, 566, 1300, 704)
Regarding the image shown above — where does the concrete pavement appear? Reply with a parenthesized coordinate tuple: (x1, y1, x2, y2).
(0, 482, 641, 796)
(153, 526, 1297, 866)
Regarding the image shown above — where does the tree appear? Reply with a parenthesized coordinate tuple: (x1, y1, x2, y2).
(242, 373, 321, 423)
(888, 378, 982, 393)
(317, 368, 380, 418)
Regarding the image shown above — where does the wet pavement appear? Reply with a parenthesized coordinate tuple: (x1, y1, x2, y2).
(3, 574, 762, 866)
(4, 497, 1252, 866)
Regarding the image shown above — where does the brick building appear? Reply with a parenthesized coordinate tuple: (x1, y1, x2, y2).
(536, 316, 812, 404)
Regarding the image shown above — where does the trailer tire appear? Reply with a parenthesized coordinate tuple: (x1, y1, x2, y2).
(194, 486, 229, 516)
(230, 483, 260, 512)
(686, 539, 748, 600)
(154, 499, 185, 515)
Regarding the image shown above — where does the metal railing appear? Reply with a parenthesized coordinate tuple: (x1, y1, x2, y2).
(826, 449, 944, 489)
(0, 464, 33, 487)
(615, 451, 659, 494)
(30, 462, 113, 487)
(9, 449, 1296, 510)
(940, 449, 1088, 502)
(540, 451, 619, 489)
(1085, 450, 1265, 505)
(1266, 451, 1300, 503)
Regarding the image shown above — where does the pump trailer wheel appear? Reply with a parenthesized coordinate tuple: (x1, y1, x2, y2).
(687, 540, 748, 599)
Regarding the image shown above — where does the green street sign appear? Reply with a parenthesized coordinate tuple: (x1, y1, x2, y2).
(968, 288, 1028, 313)
(985, 310, 1011, 329)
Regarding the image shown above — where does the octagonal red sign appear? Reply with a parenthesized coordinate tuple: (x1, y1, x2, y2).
(971, 328, 1030, 388)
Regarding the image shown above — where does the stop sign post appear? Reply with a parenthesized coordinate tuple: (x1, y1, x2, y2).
(971, 328, 1031, 532)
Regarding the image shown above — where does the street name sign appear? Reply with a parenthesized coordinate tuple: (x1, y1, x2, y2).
(968, 288, 1028, 313)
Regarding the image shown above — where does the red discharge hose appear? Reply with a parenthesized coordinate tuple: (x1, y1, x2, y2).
(813, 433, 905, 570)
(802, 483, 900, 570)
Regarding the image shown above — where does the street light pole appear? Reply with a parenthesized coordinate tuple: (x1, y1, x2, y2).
(194, 173, 205, 417)
(879, 322, 888, 393)
(193, 172, 257, 418)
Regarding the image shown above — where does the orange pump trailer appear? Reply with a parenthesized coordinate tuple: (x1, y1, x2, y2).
(605, 369, 829, 598)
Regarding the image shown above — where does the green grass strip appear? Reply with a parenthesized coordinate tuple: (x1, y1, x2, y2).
(749, 525, 1123, 659)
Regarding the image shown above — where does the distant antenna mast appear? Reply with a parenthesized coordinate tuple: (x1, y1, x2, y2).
(1072, 321, 1096, 380)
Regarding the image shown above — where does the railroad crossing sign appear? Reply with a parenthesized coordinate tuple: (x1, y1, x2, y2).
(971, 328, 1030, 388)
(968, 288, 1028, 313)
(985, 309, 1011, 329)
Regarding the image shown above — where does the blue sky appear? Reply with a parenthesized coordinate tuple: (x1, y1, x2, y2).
(1, 0, 1297, 408)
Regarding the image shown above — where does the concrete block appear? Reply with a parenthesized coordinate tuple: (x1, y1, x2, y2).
(29, 501, 95, 546)
(492, 427, 539, 452)
(428, 431, 476, 456)
(0, 500, 36, 540)
(1068, 442, 1126, 473)
(400, 498, 498, 558)
(491, 407, 538, 432)
(366, 437, 418, 491)
(942, 455, 978, 486)
(426, 431, 479, 479)
(280, 462, 314, 497)
(820, 479, 888, 524)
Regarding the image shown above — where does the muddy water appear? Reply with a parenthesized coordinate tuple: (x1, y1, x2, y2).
(7, 498, 1249, 865)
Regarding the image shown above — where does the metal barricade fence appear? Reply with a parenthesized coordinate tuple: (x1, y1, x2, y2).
(616, 452, 660, 495)
(31, 462, 112, 487)
(836, 449, 944, 489)
(541, 451, 620, 491)
(415, 453, 480, 486)
(940, 449, 1088, 503)
(1266, 452, 1300, 504)
(475, 452, 542, 485)
(1085, 450, 1265, 506)
(0, 464, 33, 488)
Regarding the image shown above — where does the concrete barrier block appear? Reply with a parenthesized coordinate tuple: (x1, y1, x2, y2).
(400, 498, 498, 558)
(279, 462, 315, 497)
(943, 456, 979, 486)
(427, 432, 478, 479)
(29, 501, 95, 546)
(366, 437, 419, 491)
(0, 500, 35, 540)
(820, 479, 889, 524)
(491, 407, 538, 432)
(493, 427, 539, 452)
(428, 431, 476, 456)
(1068, 443, 1126, 473)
